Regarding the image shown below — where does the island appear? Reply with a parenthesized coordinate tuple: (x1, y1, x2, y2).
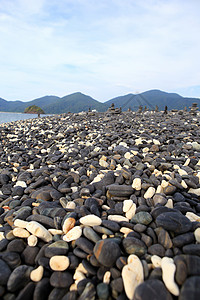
(24, 105, 45, 116)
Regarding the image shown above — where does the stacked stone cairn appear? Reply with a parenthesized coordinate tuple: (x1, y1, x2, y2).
(0, 109, 200, 300)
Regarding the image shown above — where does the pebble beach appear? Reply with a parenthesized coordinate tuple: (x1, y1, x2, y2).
(0, 109, 200, 300)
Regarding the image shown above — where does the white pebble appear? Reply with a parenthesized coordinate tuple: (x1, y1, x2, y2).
(79, 215, 102, 226)
(122, 254, 144, 299)
(156, 185, 163, 194)
(26, 221, 52, 242)
(99, 160, 109, 168)
(103, 271, 111, 284)
(30, 266, 44, 282)
(13, 227, 30, 238)
(161, 257, 179, 296)
(151, 255, 162, 268)
(186, 212, 200, 222)
(13, 219, 28, 228)
(48, 229, 63, 235)
(165, 199, 173, 208)
(49, 256, 70, 271)
(144, 187, 156, 199)
(62, 217, 76, 234)
(188, 188, 200, 196)
(0, 232, 5, 241)
(194, 228, 200, 243)
(178, 169, 188, 176)
(63, 226, 82, 242)
(108, 215, 129, 222)
(73, 270, 86, 284)
(14, 180, 27, 188)
(27, 235, 38, 246)
(125, 203, 136, 220)
(132, 178, 142, 191)
(123, 200, 134, 212)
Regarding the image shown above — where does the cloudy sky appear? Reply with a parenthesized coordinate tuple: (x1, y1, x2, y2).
(0, 0, 200, 102)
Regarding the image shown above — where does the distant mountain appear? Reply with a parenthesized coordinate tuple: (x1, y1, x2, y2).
(106, 90, 200, 111)
(0, 90, 200, 114)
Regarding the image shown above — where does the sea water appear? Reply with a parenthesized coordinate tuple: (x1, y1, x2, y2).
(0, 112, 51, 125)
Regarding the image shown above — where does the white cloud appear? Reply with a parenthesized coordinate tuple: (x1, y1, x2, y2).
(0, 0, 200, 101)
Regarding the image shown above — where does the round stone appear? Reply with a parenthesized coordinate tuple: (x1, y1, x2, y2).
(122, 237, 147, 257)
(94, 239, 121, 267)
(49, 255, 70, 271)
(131, 212, 152, 225)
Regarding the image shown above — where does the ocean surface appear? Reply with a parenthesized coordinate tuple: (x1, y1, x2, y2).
(0, 112, 51, 125)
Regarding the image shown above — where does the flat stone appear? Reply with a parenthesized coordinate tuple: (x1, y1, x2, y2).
(156, 212, 192, 234)
(7, 265, 33, 292)
(33, 278, 51, 300)
(21, 245, 40, 265)
(78, 282, 96, 300)
(172, 232, 195, 248)
(163, 186, 177, 195)
(102, 220, 120, 232)
(182, 244, 200, 256)
(1, 251, 21, 269)
(134, 279, 173, 300)
(148, 244, 165, 257)
(0, 259, 12, 285)
(153, 194, 167, 206)
(75, 237, 94, 254)
(44, 240, 69, 258)
(15, 282, 35, 300)
(123, 237, 147, 257)
(97, 282, 109, 300)
(107, 184, 134, 197)
(179, 276, 200, 300)
(131, 211, 152, 225)
(158, 229, 173, 249)
(94, 239, 121, 267)
(50, 271, 73, 288)
(174, 255, 188, 285)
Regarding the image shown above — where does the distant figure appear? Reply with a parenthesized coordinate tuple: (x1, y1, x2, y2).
(138, 105, 143, 113)
(164, 106, 168, 114)
(38, 113, 40, 118)
(155, 105, 159, 112)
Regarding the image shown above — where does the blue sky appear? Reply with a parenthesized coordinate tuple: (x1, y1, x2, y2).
(0, 0, 200, 102)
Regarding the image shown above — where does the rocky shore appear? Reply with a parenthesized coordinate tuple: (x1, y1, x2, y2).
(0, 110, 200, 300)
